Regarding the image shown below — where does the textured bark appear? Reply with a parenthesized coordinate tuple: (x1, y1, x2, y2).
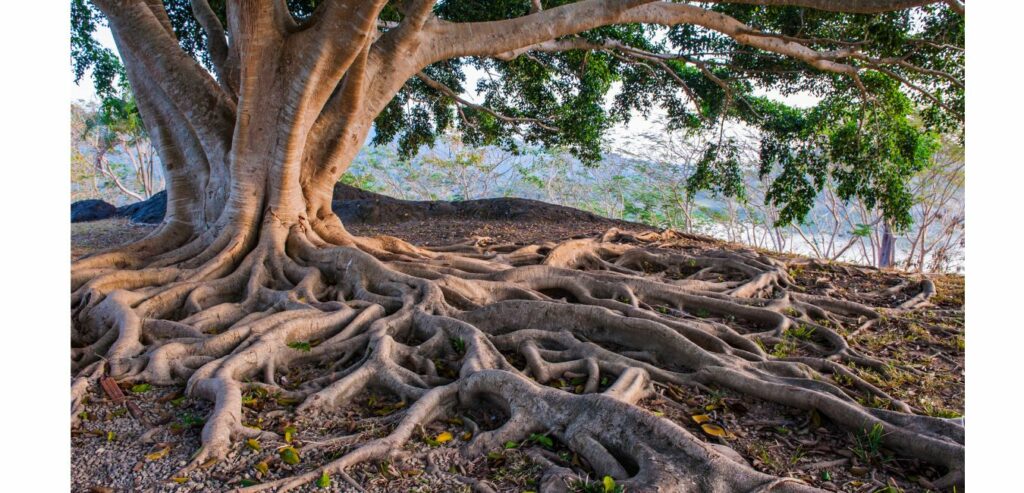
(72, 1, 964, 491)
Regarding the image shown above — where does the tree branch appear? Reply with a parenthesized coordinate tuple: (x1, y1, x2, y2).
(698, 0, 941, 14)
(416, 72, 559, 132)
(190, 0, 237, 98)
(95, 0, 236, 166)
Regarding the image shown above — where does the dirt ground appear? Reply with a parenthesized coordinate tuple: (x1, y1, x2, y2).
(70, 207, 964, 493)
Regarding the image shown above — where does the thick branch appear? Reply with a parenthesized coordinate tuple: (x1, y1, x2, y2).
(190, 0, 237, 98)
(700, 0, 942, 13)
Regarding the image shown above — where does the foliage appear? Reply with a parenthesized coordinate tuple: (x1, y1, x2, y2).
(71, 1, 963, 228)
(74, 88, 162, 203)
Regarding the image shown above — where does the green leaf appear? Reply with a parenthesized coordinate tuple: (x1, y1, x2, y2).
(245, 438, 261, 451)
(503, 440, 518, 449)
(284, 426, 296, 443)
(316, 470, 331, 488)
(279, 446, 300, 465)
(287, 341, 312, 352)
(131, 383, 152, 393)
(529, 433, 554, 449)
(239, 479, 258, 487)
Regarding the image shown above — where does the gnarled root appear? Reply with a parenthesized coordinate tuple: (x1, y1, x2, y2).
(71, 224, 961, 491)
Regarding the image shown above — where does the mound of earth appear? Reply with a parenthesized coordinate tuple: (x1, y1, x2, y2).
(117, 191, 167, 224)
(71, 199, 119, 222)
(70, 192, 964, 493)
(73, 184, 639, 238)
(331, 184, 625, 225)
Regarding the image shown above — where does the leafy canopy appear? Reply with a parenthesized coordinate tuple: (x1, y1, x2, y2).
(71, 1, 963, 229)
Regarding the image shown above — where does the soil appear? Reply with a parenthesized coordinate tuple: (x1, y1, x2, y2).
(70, 194, 964, 493)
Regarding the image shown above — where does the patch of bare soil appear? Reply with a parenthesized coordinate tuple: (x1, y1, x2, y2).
(71, 218, 154, 260)
(71, 194, 963, 493)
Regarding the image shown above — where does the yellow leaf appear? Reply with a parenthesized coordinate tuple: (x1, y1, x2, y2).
(700, 423, 733, 439)
(279, 446, 300, 465)
(435, 431, 454, 444)
(255, 461, 269, 475)
(145, 446, 170, 461)
(171, 477, 188, 484)
(691, 414, 712, 424)
(652, 411, 665, 417)
(460, 431, 472, 441)
(246, 438, 261, 451)
(603, 475, 617, 492)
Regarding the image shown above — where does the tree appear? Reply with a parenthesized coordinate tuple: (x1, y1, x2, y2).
(81, 91, 163, 201)
(71, 1, 964, 491)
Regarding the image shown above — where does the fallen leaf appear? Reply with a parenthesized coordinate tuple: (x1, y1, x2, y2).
(246, 438, 261, 451)
(284, 426, 296, 443)
(529, 433, 554, 449)
(99, 377, 125, 404)
(145, 446, 170, 461)
(279, 446, 300, 465)
(435, 431, 454, 444)
(131, 383, 152, 393)
(603, 475, 617, 493)
(700, 423, 733, 439)
(691, 414, 712, 424)
(170, 477, 188, 484)
(255, 462, 269, 475)
(316, 470, 331, 488)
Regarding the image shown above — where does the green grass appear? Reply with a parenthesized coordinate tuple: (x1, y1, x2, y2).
(851, 423, 887, 463)
(785, 325, 816, 341)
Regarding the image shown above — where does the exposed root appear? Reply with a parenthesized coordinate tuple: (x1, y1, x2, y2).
(71, 225, 961, 491)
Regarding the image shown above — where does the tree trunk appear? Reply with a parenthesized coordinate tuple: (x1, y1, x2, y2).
(878, 221, 896, 268)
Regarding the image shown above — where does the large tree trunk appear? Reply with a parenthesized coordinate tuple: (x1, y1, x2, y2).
(70, 2, 964, 491)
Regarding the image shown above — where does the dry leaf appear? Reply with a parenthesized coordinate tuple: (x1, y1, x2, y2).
(99, 377, 125, 404)
(700, 423, 734, 439)
(145, 446, 170, 461)
(691, 414, 712, 424)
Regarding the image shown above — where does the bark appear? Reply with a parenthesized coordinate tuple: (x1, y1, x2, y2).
(72, 1, 964, 491)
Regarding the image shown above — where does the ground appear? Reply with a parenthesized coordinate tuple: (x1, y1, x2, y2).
(70, 205, 964, 493)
